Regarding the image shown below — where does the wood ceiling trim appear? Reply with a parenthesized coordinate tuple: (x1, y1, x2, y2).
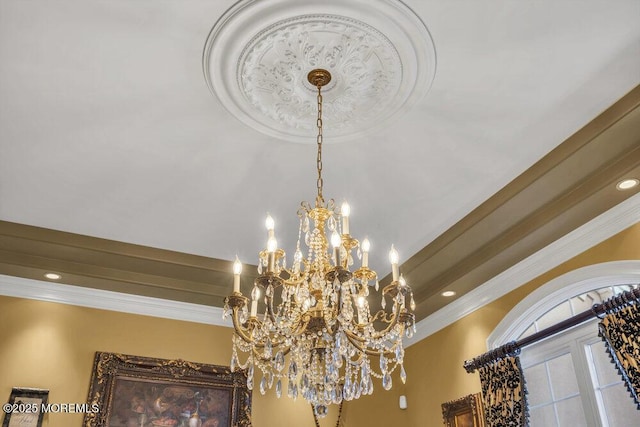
(403, 85, 640, 275)
(0, 262, 224, 307)
(0, 220, 231, 271)
(0, 248, 226, 295)
(0, 221, 257, 305)
(405, 85, 640, 318)
(411, 142, 640, 300)
(413, 168, 640, 320)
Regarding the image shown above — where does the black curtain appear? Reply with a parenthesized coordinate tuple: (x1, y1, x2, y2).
(477, 352, 528, 427)
(599, 298, 640, 408)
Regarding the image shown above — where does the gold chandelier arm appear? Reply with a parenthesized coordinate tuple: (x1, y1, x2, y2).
(230, 307, 294, 353)
(348, 282, 415, 341)
(343, 303, 408, 346)
(230, 307, 257, 344)
(367, 309, 402, 338)
(256, 274, 293, 329)
(227, 294, 290, 349)
(280, 254, 311, 285)
(281, 273, 307, 287)
(342, 329, 397, 358)
(331, 277, 405, 345)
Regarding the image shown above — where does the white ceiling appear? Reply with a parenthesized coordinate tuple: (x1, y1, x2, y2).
(1, 0, 639, 276)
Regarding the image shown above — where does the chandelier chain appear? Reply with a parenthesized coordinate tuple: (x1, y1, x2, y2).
(316, 84, 324, 206)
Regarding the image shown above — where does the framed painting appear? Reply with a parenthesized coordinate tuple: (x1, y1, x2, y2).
(2, 387, 49, 427)
(441, 393, 485, 427)
(83, 352, 251, 427)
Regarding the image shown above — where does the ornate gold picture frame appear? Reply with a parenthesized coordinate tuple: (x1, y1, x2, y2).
(84, 352, 251, 427)
(441, 393, 485, 427)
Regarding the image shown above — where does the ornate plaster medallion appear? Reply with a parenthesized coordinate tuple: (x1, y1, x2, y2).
(203, 0, 436, 143)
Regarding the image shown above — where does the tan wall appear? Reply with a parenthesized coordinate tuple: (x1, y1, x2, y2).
(1, 224, 639, 427)
(345, 222, 640, 426)
(0, 297, 339, 427)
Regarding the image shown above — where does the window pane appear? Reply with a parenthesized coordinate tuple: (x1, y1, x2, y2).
(530, 404, 556, 427)
(589, 341, 623, 387)
(570, 293, 596, 314)
(525, 363, 551, 406)
(597, 288, 615, 302)
(519, 323, 537, 340)
(556, 396, 587, 426)
(547, 353, 579, 399)
(601, 383, 640, 427)
(536, 302, 572, 331)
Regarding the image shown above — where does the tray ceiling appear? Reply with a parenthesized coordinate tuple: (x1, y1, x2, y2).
(1, 0, 639, 321)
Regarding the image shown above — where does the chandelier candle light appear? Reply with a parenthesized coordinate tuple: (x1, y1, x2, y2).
(224, 69, 416, 418)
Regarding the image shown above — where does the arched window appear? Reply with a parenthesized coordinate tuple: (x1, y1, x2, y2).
(488, 261, 640, 427)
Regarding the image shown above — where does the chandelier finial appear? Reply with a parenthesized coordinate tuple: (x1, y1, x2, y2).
(307, 69, 332, 88)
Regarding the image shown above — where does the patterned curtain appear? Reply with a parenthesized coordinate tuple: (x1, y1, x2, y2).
(478, 355, 529, 427)
(598, 300, 640, 408)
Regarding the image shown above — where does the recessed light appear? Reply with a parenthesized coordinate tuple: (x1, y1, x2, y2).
(616, 178, 639, 191)
(44, 273, 61, 280)
(442, 290, 456, 297)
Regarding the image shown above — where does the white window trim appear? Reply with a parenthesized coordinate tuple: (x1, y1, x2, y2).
(487, 260, 640, 427)
(487, 260, 640, 350)
(520, 321, 603, 427)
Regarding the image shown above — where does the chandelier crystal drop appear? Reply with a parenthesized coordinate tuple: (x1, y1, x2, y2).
(224, 69, 416, 417)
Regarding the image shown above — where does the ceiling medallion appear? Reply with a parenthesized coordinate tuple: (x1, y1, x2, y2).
(238, 15, 401, 138)
(203, 0, 436, 143)
(224, 69, 416, 416)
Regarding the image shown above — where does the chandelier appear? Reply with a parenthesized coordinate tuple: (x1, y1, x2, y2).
(224, 69, 416, 417)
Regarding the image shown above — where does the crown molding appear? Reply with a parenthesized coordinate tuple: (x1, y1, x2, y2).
(0, 274, 229, 328)
(405, 191, 640, 347)
(1, 191, 639, 341)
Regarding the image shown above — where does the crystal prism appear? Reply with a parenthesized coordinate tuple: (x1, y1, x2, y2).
(230, 352, 238, 371)
(275, 351, 285, 371)
(379, 353, 386, 372)
(247, 364, 254, 390)
(260, 376, 267, 395)
(382, 373, 392, 391)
